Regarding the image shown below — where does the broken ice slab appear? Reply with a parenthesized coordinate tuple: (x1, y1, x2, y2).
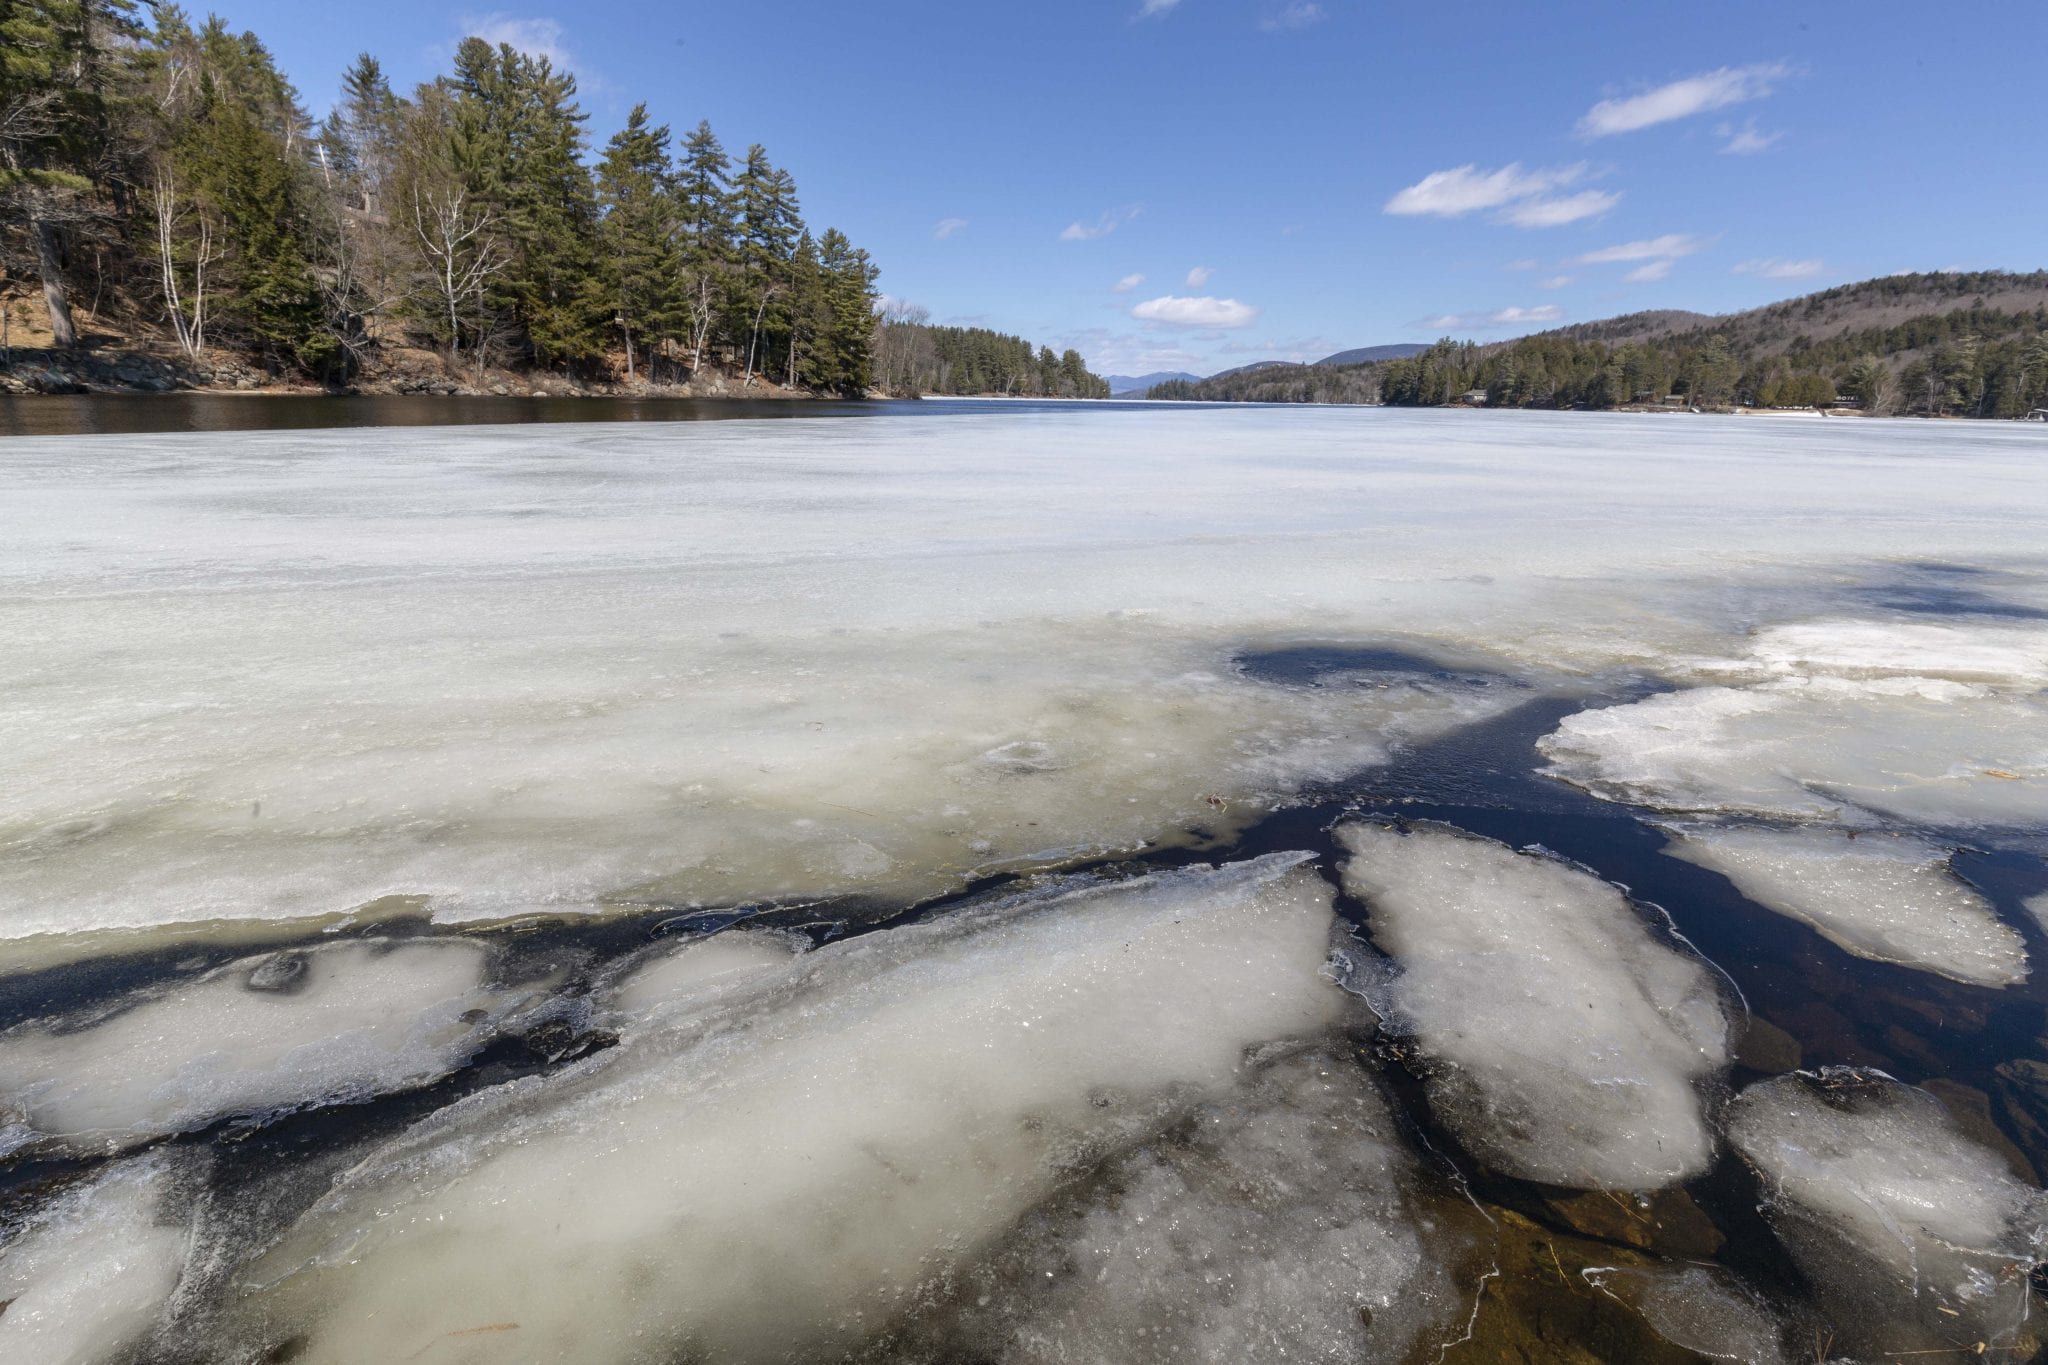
(1337, 820, 1733, 1191)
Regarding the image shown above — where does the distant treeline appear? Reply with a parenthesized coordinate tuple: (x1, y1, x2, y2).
(1157, 273, 2048, 416)
(1, 2, 883, 391)
(874, 306, 1109, 398)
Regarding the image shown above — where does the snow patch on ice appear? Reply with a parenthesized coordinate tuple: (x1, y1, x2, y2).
(1663, 825, 2027, 986)
(1726, 1069, 2048, 1354)
(1335, 821, 1732, 1190)
(233, 854, 1347, 1364)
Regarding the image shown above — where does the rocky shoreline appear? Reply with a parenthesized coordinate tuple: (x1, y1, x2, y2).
(0, 345, 833, 401)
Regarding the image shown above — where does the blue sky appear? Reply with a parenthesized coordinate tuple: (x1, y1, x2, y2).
(210, 0, 2045, 376)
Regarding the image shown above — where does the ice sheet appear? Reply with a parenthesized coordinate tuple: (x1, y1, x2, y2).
(1541, 620, 2048, 832)
(1336, 821, 1732, 1190)
(1726, 1069, 2048, 1354)
(6, 410, 2047, 945)
(855, 1048, 1483, 1364)
(0, 1156, 189, 1364)
(1662, 825, 2026, 986)
(1582, 1263, 1785, 1365)
(0, 939, 517, 1154)
(230, 854, 1346, 1363)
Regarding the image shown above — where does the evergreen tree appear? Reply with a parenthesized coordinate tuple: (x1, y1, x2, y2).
(595, 103, 681, 380)
(0, 0, 140, 347)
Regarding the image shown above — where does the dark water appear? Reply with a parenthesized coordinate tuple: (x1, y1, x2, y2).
(0, 393, 1169, 438)
(2, 642, 2043, 1361)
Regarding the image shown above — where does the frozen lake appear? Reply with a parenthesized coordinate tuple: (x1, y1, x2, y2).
(2, 404, 2046, 1362)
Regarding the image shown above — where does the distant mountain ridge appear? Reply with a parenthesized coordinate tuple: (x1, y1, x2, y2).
(1151, 271, 2048, 416)
(1104, 370, 1200, 396)
(1109, 345, 1428, 397)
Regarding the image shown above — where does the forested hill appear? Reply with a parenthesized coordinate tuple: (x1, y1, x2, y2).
(0, 3, 1099, 400)
(873, 309, 1109, 398)
(1155, 271, 2048, 417)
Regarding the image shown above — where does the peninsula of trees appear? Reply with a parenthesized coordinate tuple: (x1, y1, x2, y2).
(1154, 272, 2048, 418)
(0, 1, 1109, 400)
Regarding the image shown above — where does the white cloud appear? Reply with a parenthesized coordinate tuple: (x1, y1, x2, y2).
(1577, 62, 1792, 137)
(1414, 304, 1562, 332)
(1131, 295, 1261, 329)
(1185, 265, 1213, 287)
(1718, 121, 1784, 155)
(1537, 274, 1573, 289)
(1260, 2, 1326, 30)
(1383, 162, 1590, 218)
(1498, 189, 1622, 228)
(1112, 273, 1146, 293)
(933, 217, 967, 241)
(1051, 327, 1203, 375)
(1138, 0, 1181, 14)
(460, 13, 572, 67)
(1503, 258, 1541, 271)
(1624, 261, 1673, 283)
(1061, 206, 1142, 241)
(1577, 233, 1701, 264)
(1733, 257, 1824, 279)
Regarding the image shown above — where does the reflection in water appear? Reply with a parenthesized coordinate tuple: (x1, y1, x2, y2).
(0, 393, 1167, 437)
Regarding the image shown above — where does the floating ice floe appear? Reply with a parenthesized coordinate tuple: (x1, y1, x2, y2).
(0, 1156, 190, 1365)
(1540, 620, 2048, 832)
(1582, 1263, 1785, 1365)
(0, 938, 520, 1155)
(600, 929, 806, 1023)
(232, 854, 1347, 1364)
(1662, 825, 2027, 987)
(1726, 1069, 2048, 1355)
(857, 1047, 1484, 1364)
(1335, 821, 1733, 1191)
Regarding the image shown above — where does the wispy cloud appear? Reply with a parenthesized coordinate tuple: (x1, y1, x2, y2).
(1138, 0, 1181, 15)
(1414, 304, 1563, 332)
(1260, 2, 1326, 30)
(1112, 273, 1146, 293)
(1498, 189, 1621, 228)
(1537, 274, 1573, 289)
(1384, 162, 1589, 218)
(933, 217, 968, 240)
(1733, 257, 1823, 279)
(1577, 62, 1792, 137)
(1503, 258, 1541, 271)
(1578, 233, 1701, 264)
(1132, 295, 1261, 329)
(1625, 261, 1673, 283)
(459, 13, 572, 67)
(1718, 121, 1784, 155)
(1061, 205, 1142, 241)
(1185, 265, 1214, 287)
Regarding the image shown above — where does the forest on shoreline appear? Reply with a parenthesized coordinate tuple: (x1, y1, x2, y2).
(0, 1, 1107, 400)
(1152, 272, 2048, 418)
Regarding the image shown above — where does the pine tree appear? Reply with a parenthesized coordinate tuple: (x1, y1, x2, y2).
(674, 120, 734, 371)
(595, 103, 681, 381)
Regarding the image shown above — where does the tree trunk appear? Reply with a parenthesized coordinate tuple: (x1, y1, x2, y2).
(32, 215, 76, 349)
